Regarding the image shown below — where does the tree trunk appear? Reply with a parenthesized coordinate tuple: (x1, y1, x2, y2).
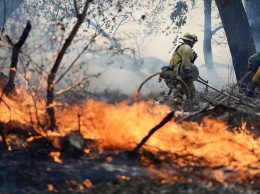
(244, 0, 260, 51)
(215, 0, 256, 85)
(3, 20, 31, 95)
(46, 0, 92, 130)
(203, 0, 217, 77)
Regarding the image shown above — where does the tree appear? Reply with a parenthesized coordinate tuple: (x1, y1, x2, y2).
(244, 0, 260, 50)
(203, 0, 223, 77)
(2, 0, 186, 130)
(46, 0, 92, 130)
(169, 0, 221, 77)
(214, 0, 256, 85)
(3, 20, 31, 95)
(44, 0, 184, 129)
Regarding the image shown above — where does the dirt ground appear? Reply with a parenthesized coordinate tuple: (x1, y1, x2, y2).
(1, 146, 260, 194)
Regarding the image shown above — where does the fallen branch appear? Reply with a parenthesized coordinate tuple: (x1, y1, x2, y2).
(130, 111, 174, 155)
(136, 72, 160, 98)
(176, 103, 210, 123)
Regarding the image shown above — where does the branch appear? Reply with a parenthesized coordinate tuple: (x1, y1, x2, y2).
(73, 0, 79, 17)
(16, 20, 32, 47)
(56, 34, 97, 84)
(3, 20, 32, 95)
(212, 25, 223, 36)
(56, 76, 88, 96)
(130, 111, 174, 155)
(87, 19, 119, 49)
(5, 35, 14, 46)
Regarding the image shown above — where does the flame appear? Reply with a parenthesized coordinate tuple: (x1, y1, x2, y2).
(1, 89, 260, 184)
(49, 151, 62, 163)
(47, 184, 57, 192)
(83, 179, 93, 188)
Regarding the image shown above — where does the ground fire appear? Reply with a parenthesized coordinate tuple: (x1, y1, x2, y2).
(0, 87, 260, 192)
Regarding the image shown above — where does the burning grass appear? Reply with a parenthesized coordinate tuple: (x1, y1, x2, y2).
(0, 87, 260, 192)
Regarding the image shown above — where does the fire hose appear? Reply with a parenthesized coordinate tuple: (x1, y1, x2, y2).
(136, 69, 257, 109)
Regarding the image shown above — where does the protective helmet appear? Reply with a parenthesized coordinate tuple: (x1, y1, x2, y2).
(180, 32, 198, 43)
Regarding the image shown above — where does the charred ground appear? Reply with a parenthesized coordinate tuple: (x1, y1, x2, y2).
(1, 80, 260, 194)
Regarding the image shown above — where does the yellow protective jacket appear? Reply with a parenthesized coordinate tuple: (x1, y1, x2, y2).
(248, 53, 260, 84)
(253, 68, 260, 84)
(169, 43, 196, 72)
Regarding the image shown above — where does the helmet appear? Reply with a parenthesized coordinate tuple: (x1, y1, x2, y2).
(180, 32, 198, 43)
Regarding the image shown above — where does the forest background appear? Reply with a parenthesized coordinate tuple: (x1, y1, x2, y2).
(0, 0, 260, 128)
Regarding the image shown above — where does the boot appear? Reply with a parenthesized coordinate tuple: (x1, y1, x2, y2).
(246, 83, 257, 98)
(184, 99, 200, 112)
(172, 92, 184, 109)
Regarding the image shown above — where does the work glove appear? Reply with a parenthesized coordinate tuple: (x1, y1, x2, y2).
(184, 68, 192, 80)
(246, 82, 257, 98)
(191, 51, 198, 63)
(158, 73, 164, 82)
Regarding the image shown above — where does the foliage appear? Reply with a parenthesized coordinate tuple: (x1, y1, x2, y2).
(170, 1, 188, 28)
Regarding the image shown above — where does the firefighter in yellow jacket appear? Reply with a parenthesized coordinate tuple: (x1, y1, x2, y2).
(168, 32, 198, 104)
(246, 52, 260, 97)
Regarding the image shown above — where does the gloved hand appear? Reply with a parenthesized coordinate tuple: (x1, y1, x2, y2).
(158, 73, 164, 82)
(184, 68, 192, 80)
(191, 51, 198, 63)
(246, 82, 257, 98)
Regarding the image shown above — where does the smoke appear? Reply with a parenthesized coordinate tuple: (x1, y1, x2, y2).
(84, 55, 166, 96)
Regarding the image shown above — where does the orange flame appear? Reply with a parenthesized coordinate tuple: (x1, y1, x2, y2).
(1, 90, 260, 184)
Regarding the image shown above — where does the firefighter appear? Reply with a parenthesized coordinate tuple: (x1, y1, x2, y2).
(246, 52, 260, 98)
(167, 32, 198, 109)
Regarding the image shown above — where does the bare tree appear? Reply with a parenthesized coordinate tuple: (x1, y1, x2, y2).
(3, 20, 31, 95)
(46, 0, 92, 130)
(0, 0, 191, 130)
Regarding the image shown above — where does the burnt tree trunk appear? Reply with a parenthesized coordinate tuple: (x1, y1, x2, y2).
(214, 0, 256, 85)
(3, 20, 31, 95)
(46, 0, 92, 130)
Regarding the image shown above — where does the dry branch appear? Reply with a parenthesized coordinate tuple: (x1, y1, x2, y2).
(46, 0, 92, 130)
(3, 20, 31, 95)
(131, 111, 174, 155)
